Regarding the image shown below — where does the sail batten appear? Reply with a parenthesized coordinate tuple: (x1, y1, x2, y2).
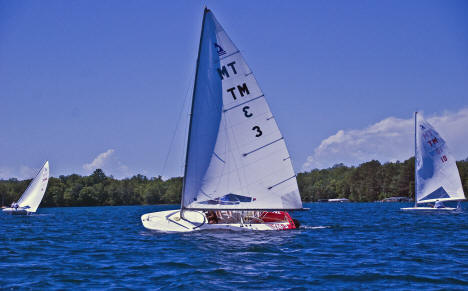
(223, 95, 264, 112)
(415, 113, 465, 204)
(181, 10, 302, 210)
(243, 137, 284, 157)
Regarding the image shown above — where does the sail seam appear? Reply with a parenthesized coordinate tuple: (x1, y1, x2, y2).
(268, 175, 296, 190)
(219, 50, 240, 61)
(243, 137, 284, 157)
(199, 189, 213, 200)
(223, 95, 264, 112)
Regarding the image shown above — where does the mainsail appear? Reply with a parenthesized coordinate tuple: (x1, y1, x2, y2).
(17, 161, 49, 212)
(181, 9, 302, 210)
(415, 113, 465, 203)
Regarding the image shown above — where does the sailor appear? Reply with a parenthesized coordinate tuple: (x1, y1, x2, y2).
(206, 211, 218, 224)
(292, 219, 301, 229)
(434, 200, 445, 208)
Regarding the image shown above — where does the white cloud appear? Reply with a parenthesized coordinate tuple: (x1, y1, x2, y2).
(83, 149, 115, 171)
(83, 149, 131, 178)
(302, 108, 468, 171)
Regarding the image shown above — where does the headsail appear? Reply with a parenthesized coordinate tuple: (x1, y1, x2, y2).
(415, 113, 465, 203)
(17, 161, 49, 212)
(181, 9, 302, 210)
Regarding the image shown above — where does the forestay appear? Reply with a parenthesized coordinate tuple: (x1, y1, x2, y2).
(17, 161, 49, 212)
(415, 114, 465, 203)
(182, 10, 302, 210)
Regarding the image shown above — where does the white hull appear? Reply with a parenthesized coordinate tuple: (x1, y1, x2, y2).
(141, 210, 293, 232)
(401, 207, 458, 212)
(2, 207, 30, 215)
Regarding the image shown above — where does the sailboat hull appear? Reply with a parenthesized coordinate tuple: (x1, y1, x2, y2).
(2, 207, 30, 215)
(141, 210, 295, 232)
(400, 207, 458, 212)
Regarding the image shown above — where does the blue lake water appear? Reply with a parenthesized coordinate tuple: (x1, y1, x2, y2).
(1, 203, 467, 290)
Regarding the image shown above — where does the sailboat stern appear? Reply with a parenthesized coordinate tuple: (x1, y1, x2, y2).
(2, 207, 29, 215)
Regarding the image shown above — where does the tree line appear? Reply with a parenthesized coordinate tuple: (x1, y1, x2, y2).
(298, 158, 468, 202)
(1, 158, 467, 207)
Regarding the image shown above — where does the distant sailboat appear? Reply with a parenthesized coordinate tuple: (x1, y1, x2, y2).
(141, 8, 303, 232)
(2, 161, 49, 215)
(401, 113, 465, 212)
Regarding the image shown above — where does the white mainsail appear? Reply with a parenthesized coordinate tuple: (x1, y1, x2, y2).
(17, 161, 49, 212)
(181, 9, 302, 210)
(415, 113, 465, 203)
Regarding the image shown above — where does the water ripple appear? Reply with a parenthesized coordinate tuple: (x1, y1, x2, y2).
(1, 203, 467, 289)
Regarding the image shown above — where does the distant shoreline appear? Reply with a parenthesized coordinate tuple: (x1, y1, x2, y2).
(1, 158, 467, 207)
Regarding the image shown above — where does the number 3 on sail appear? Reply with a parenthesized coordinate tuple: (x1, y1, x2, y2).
(141, 8, 304, 232)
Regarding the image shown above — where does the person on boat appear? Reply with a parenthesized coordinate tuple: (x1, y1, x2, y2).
(292, 219, 301, 229)
(434, 200, 445, 208)
(206, 211, 218, 224)
(11, 202, 18, 210)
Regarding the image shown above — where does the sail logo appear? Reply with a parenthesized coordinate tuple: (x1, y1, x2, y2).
(427, 137, 438, 147)
(422, 130, 434, 141)
(214, 43, 226, 56)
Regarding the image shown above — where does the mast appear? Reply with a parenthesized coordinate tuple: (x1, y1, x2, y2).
(414, 111, 417, 208)
(180, 8, 210, 215)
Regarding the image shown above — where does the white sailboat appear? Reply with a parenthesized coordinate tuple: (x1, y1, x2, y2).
(141, 8, 304, 232)
(2, 161, 50, 215)
(401, 113, 465, 212)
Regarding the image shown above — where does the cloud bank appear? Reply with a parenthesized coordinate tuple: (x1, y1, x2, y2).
(303, 108, 468, 171)
(83, 149, 130, 178)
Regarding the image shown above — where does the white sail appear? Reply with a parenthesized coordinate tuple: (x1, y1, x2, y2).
(181, 9, 302, 210)
(415, 114, 465, 203)
(17, 161, 49, 212)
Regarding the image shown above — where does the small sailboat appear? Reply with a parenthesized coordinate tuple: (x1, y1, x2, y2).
(142, 8, 304, 232)
(401, 113, 465, 212)
(2, 161, 49, 215)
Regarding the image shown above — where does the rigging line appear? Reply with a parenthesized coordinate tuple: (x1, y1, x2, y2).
(17, 162, 46, 205)
(160, 64, 196, 178)
(243, 137, 284, 157)
(223, 95, 264, 112)
(268, 175, 296, 190)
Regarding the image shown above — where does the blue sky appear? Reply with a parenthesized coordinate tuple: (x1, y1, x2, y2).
(1, 0, 467, 179)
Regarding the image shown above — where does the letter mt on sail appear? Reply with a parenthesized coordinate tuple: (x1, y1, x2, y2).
(141, 8, 304, 232)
